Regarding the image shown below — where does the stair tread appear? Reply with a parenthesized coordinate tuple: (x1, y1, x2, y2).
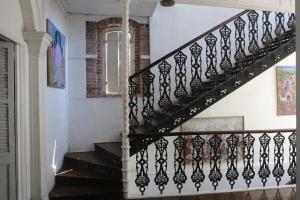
(49, 185, 122, 198)
(56, 164, 121, 181)
(65, 151, 121, 169)
(135, 125, 157, 134)
(95, 142, 121, 159)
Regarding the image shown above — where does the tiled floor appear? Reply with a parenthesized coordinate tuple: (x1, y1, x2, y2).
(142, 187, 296, 200)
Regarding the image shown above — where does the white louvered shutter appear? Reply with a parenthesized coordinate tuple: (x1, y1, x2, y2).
(0, 41, 16, 200)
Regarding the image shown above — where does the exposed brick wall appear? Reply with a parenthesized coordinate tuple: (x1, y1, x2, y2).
(86, 22, 97, 55)
(86, 17, 150, 98)
(86, 22, 98, 98)
(86, 58, 97, 98)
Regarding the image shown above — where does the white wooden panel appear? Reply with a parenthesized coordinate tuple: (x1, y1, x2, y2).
(0, 165, 9, 200)
(0, 41, 16, 200)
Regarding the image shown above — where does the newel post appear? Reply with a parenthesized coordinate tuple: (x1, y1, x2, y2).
(121, 0, 131, 199)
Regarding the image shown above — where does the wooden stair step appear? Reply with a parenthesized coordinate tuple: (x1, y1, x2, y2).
(167, 103, 188, 112)
(155, 110, 176, 120)
(134, 124, 157, 134)
(49, 185, 123, 200)
(179, 95, 198, 104)
(94, 142, 121, 165)
(64, 151, 121, 178)
(55, 165, 122, 187)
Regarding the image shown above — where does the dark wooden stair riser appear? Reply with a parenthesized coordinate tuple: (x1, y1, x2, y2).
(50, 195, 123, 200)
(64, 156, 121, 178)
(49, 187, 123, 200)
(55, 176, 122, 189)
(94, 143, 122, 166)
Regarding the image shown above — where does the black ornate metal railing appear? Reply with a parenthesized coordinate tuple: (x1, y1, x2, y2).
(127, 10, 296, 153)
(130, 129, 296, 195)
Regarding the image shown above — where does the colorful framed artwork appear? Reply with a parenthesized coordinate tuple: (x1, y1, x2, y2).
(276, 66, 296, 115)
(46, 19, 65, 88)
(181, 116, 244, 164)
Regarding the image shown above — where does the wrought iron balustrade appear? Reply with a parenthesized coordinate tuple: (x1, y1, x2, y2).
(129, 129, 296, 196)
(127, 9, 296, 151)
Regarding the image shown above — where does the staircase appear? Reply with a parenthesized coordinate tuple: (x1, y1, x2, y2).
(49, 143, 123, 199)
(49, 9, 296, 199)
(128, 10, 296, 154)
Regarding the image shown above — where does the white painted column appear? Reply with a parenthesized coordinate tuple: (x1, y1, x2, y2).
(15, 44, 31, 200)
(23, 32, 52, 200)
(121, 0, 131, 199)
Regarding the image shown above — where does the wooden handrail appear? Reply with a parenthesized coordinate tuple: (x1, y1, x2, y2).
(129, 9, 250, 79)
(128, 129, 295, 138)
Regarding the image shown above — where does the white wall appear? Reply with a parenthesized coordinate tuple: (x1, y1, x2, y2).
(0, 0, 24, 43)
(42, 0, 69, 194)
(196, 54, 296, 129)
(0, 0, 69, 197)
(68, 14, 149, 152)
(68, 14, 123, 152)
(150, 4, 242, 61)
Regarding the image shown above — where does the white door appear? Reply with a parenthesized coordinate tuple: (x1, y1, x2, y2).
(0, 42, 16, 200)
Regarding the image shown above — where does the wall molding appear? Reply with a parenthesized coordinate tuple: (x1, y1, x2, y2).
(15, 44, 31, 200)
(23, 31, 52, 200)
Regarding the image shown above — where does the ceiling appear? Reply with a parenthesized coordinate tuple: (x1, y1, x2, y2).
(59, 0, 158, 17)
(59, 0, 294, 17)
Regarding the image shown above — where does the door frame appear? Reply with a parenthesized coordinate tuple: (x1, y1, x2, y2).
(0, 35, 31, 200)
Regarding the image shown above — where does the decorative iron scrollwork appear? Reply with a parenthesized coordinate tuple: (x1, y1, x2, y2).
(158, 61, 172, 110)
(259, 133, 271, 186)
(209, 135, 222, 190)
(173, 136, 187, 193)
(174, 51, 188, 99)
(220, 25, 232, 72)
(262, 11, 273, 46)
(272, 132, 285, 185)
(226, 134, 239, 189)
(129, 79, 139, 134)
(154, 136, 169, 194)
(243, 133, 255, 187)
(135, 143, 150, 195)
(205, 33, 218, 80)
(287, 13, 296, 30)
(248, 11, 260, 54)
(275, 12, 286, 36)
(234, 17, 246, 63)
(288, 131, 296, 183)
(142, 71, 155, 128)
(190, 43, 203, 93)
(191, 135, 205, 191)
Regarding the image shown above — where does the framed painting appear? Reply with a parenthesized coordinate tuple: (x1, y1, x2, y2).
(181, 116, 244, 164)
(46, 19, 65, 88)
(276, 66, 296, 115)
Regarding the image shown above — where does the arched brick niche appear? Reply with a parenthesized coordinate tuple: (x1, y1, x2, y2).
(86, 17, 150, 98)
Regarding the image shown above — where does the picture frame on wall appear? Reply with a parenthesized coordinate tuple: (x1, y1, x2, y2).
(276, 66, 296, 115)
(181, 116, 244, 164)
(46, 19, 65, 89)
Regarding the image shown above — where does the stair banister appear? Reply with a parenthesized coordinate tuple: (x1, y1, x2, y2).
(127, 9, 295, 155)
(127, 8, 295, 198)
(131, 129, 296, 196)
(129, 10, 250, 79)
